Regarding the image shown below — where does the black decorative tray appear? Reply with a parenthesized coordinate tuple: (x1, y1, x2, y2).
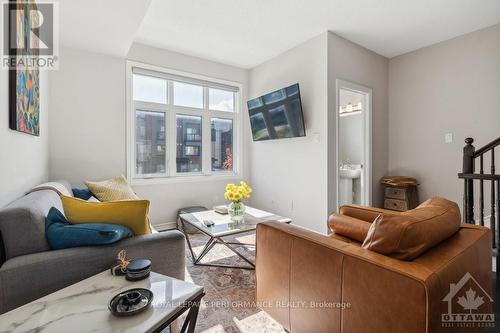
(108, 288, 153, 317)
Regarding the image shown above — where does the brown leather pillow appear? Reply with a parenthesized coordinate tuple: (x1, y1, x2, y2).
(328, 213, 372, 243)
(362, 198, 461, 260)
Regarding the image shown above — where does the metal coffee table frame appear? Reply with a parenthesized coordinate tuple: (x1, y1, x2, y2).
(152, 291, 205, 333)
(179, 217, 257, 270)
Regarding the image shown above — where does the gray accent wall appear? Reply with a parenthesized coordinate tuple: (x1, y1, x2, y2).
(327, 32, 390, 213)
(249, 33, 329, 233)
(388, 23, 500, 210)
(249, 32, 389, 233)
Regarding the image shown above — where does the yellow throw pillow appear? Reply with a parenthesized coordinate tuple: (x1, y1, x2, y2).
(85, 175, 139, 202)
(61, 196, 152, 235)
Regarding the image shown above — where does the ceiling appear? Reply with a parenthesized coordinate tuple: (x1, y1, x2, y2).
(59, 0, 152, 57)
(60, 0, 500, 68)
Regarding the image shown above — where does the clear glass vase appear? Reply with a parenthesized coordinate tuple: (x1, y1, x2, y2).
(228, 201, 246, 222)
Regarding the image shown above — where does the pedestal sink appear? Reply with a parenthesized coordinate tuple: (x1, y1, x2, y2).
(339, 165, 362, 206)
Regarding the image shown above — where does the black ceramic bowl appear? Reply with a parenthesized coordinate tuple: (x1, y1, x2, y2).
(108, 288, 153, 317)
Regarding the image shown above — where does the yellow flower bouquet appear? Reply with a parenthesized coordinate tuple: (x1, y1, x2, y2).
(224, 181, 252, 222)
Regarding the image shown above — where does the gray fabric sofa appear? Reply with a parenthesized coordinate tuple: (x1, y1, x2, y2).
(0, 182, 185, 314)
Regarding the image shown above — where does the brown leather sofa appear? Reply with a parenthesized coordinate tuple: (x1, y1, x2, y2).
(256, 198, 492, 333)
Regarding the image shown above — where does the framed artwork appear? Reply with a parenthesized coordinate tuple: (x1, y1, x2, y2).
(9, 1, 41, 136)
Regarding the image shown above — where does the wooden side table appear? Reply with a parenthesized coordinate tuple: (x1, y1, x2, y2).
(381, 176, 419, 212)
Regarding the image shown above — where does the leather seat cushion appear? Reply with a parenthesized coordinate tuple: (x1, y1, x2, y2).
(362, 197, 461, 260)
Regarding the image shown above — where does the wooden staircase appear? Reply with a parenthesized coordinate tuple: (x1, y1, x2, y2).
(458, 137, 500, 270)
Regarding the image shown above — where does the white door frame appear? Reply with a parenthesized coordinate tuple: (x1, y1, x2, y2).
(335, 79, 372, 208)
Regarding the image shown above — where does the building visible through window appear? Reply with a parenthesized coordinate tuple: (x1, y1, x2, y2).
(130, 66, 239, 180)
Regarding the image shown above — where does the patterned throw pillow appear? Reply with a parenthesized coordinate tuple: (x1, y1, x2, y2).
(85, 175, 139, 202)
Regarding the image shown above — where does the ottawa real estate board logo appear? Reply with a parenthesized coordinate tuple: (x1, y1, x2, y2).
(441, 272, 495, 329)
(2, 1, 59, 69)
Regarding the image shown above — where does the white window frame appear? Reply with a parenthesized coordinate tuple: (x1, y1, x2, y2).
(126, 60, 243, 185)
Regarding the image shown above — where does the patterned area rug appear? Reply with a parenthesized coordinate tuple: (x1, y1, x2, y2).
(182, 232, 259, 333)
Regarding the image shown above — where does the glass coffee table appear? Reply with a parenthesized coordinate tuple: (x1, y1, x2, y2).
(179, 206, 291, 270)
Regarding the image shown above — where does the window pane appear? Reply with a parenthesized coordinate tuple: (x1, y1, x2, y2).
(135, 110, 166, 175)
(133, 74, 167, 104)
(211, 118, 233, 171)
(173, 82, 203, 108)
(250, 112, 270, 140)
(176, 115, 202, 173)
(263, 89, 286, 104)
(209, 88, 234, 112)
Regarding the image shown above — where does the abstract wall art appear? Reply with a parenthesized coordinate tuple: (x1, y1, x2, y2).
(9, 0, 41, 136)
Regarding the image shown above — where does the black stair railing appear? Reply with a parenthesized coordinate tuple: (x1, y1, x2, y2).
(458, 137, 500, 270)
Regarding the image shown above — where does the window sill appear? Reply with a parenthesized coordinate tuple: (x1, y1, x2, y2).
(130, 173, 241, 186)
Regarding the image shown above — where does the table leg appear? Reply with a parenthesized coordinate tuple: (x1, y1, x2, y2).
(170, 319, 180, 333)
(152, 293, 204, 333)
(180, 218, 198, 263)
(180, 218, 256, 269)
(217, 237, 255, 268)
(180, 297, 202, 333)
(194, 237, 216, 264)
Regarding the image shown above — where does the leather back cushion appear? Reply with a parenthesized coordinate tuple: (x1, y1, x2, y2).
(362, 197, 461, 260)
(328, 213, 371, 243)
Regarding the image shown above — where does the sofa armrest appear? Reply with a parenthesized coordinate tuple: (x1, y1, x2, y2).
(327, 213, 371, 242)
(338, 204, 398, 222)
(0, 230, 185, 314)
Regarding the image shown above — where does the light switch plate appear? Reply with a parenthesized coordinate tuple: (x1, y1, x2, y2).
(445, 133, 453, 143)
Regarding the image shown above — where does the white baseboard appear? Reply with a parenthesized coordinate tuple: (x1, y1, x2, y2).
(153, 221, 177, 231)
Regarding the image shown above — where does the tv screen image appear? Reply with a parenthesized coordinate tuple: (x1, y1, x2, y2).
(247, 83, 306, 141)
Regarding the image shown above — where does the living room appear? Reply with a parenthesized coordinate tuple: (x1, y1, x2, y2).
(0, 0, 499, 332)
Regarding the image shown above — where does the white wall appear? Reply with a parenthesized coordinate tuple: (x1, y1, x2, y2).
(0, 70, 49, 207)
(249, 33, 329, 233)
(48, 45, 249, 225)
(388, 23, 500, 208)
(49, 47, 127, 186)
(327, 32, 389, 210)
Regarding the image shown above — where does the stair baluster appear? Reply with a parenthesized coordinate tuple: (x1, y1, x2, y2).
(459, 137, 500, 271)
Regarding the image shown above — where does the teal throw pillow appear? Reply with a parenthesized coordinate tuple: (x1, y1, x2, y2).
(45, 207, 133, 250)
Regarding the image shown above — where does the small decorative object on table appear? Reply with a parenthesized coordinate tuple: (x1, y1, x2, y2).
(224, 181, 252, 222)
(213, 205, 228, 215)
(110, 250, 130, 276)
(108, 288, 153, 316)
(126, 259, 152, 281)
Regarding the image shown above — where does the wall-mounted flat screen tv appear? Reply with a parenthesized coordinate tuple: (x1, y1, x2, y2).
(247, 83, 306, 141)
